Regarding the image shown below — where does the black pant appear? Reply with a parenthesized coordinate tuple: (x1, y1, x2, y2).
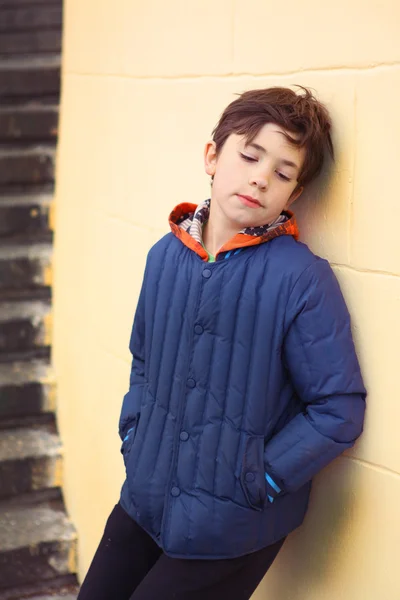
(77, 503, 285, 600)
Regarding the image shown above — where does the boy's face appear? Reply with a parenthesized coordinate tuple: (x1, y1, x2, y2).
(204, 123, 305, 229)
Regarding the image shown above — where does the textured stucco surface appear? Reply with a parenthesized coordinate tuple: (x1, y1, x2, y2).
(54, 1, 400, 596)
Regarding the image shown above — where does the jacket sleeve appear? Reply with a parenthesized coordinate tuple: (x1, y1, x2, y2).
(263, 258, 366, 497)
(118, 268, 148, 442)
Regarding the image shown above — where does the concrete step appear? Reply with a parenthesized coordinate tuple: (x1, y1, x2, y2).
(0, 5, 62, 34)
(3, 593, 77, 600)
(0, 360, 55, 422)
(23, 593, 77, 600)
(0, 194, 52, 239)
(0, 30, 61, 57)
(0, 291, 51, 306)
(0, 183, 54, 197)
(0, 56, 60, 100)
(0, 575, 78, 600)
(0, 244, 52, 290)
(0, 499, 77, 589)
(0, 105, 58, 142)
(0, 145, 55, 186)
(0, 425, 62, 498)
(0, 0, 61, 6)
(0, 300, 51, 357)
(0, 348, 50, 366)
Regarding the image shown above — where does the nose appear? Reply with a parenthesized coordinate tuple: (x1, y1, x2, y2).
(250, 168, 269, 190)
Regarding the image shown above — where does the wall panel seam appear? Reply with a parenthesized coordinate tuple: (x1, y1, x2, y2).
(62, 62, 400, 81)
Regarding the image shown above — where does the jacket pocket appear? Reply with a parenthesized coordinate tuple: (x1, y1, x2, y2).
(121, 414, 140, 466)
(239, 434, 267, 511)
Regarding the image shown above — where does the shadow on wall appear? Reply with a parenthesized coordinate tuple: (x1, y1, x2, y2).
(257, 458, 362, 599)
(292, 150, 334, 254)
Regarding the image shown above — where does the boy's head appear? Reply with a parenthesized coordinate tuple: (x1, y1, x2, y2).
(204, 86, 333, 230)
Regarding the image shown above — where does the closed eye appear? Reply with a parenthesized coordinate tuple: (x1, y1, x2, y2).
(239, 152, 257, 163)
(240, 152, 292, 182)
(276, 171, 291, 182)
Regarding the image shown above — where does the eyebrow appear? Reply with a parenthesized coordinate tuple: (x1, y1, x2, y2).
(245, 142, 300, 172)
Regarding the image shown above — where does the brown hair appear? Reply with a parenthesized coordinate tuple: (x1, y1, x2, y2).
(211, 86, 334, 188)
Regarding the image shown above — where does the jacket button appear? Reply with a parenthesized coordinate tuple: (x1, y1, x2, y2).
(245, 472, 255, 483)
(180, 431, 189, 441)
(187, 378, 196, 388)
(171, 486, 181, 497)
(194, 324, 203, 334)
(202, 269, 212, 279)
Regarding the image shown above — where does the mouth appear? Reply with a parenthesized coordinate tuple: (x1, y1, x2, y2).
(237, 194, 262, 208)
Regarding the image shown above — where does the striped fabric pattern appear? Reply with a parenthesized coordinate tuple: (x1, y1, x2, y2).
(178, 198, 288, 248)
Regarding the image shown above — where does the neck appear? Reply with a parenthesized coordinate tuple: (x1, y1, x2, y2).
(202, 199, 241, 257)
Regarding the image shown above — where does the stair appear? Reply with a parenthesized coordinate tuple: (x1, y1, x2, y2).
(0, 145, 56, 186)
(0, 592, 78, 600)
(0, 497, 77, 589)
(0, 360, 55, 422)
(0, 204, 52, 243)
(0, 425, 62, 497)
(0, 56, 60, 103)
(0, 5, 62, 33)
(0, 575, 78, 600)
(0, 245, 52, 290)
(0, 300, 52, 358)
(0, 105, 58, 142)
(0, 30, 61, 58)
(0, 2, 78, 597)
(5, 593, 78, 600)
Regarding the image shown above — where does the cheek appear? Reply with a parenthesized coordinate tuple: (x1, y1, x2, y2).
(216, 161, 244, 187)
(213, 165, 233, 190)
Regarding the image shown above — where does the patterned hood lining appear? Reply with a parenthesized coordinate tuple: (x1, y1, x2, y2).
(178, 199, 289, 247)
(169, 200, 300, 261)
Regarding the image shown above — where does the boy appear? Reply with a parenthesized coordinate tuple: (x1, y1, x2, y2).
(78, 86, 366, 600)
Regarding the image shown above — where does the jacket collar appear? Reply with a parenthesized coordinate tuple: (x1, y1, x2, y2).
(169, 199, 299, 262)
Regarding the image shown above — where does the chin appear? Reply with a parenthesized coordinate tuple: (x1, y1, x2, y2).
(231, 210, 264, 229)
(235, 219, 262, 230)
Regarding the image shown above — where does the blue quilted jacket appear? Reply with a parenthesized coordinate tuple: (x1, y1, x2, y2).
(119, 206, 366, 559)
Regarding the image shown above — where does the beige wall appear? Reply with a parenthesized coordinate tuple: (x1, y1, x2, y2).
(53, 1, 400, 596)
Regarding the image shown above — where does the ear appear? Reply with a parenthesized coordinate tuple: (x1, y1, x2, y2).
(286, 185, 304, 209)
(204, 141, 217, 177)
